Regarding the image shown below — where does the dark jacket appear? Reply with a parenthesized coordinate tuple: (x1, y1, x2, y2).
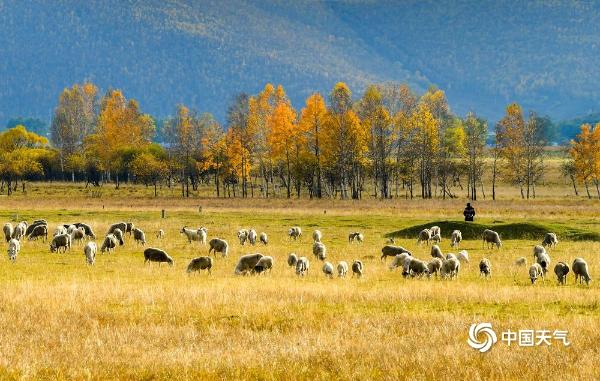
(464, 206, 475, 221)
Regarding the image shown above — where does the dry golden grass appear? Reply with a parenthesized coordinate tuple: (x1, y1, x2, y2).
(0, 184, 599, 380)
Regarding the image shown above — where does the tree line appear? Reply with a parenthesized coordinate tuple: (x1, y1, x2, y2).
(0, 80, 591, 199)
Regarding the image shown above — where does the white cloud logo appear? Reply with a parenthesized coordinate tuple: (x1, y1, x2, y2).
(468, 323, 498, 353)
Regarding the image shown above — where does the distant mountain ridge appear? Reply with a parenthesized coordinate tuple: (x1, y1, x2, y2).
(1, 0, 600, 126)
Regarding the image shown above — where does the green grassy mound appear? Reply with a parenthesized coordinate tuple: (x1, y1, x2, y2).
(385, 220, 600, 241)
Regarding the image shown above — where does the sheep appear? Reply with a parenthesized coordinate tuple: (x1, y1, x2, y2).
(533, 245, 546, 259)
(572, 258, 591, 285)
(386, 237, 395, 244)
(404, 258, 430, 278)
(66, 224, 78, 235)
(427, 258, 443, 277)
(417, 229, 431, 245)
(12, 222, 27, 240)
(381, 245, 412, 261)
(479, 258, 491, 278)
(482, 229, 501, 249)
(529, 263, 544, 284)
(446, 253, 457, 261)
(197, 227, 208, 245)
(431, 233, 442, 244)
(3, 223, 13, 242)
(457, 250, 470, 264)
(554, 262, 570, 285)
(208, 238, 229, 257)
(187, 257, 213, 274)
(351, 260, 364, 278)
(157, 229, 165, 239)
(7, 238, 20, 262)
(337, 261, 349, 277)
(237, 229, 249, 245)
(248, 229, 258, 245)
(234, 253, 263, 275)
(287, 253, 298, 267)
(349, 232, 364, 243)
(515, 257, 527, 267)
(450, 230, 462, 248)
(125, 222, 135, 235)
(143, 248, 174, 266)
(430, 245, 444, 260)
(181, 227, 204, 244)
(132, 227, 146, 245)
(322, 262, 334, 278)
(84, 242, 97, 265)
(74, 223, 96, 239)
(389, 253, 412, 271)
(536, 252, 551, 274)
(542, 232, 558, 249)
(254, 256, 274, 274)
(27, 224, 48, 241)
(312, 230, 322, 243)
(100, 234, 118, 253)
(259, 232, 268, 245)
(430, 226, 441, 237)
(288, 226, 302, 240)
(50, 233, 71, 253)
(295, 256, 309, 276)
(112, 228, 124, 246)
(25, 220, 46, 236)
(107, 222, 127, 235)
(441, 258, 460, 279)
(312, 242, 327, 261)
(53, 225, 67, 237)
(70, 227, 86, 245)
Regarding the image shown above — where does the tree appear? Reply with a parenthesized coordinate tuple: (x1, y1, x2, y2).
(226, 93, 251, 197)
(409, 103, 439, 199)
(267, 102, 298, 198)
(569, 123, 600, 198)
(463, 113, 488, 200)
(299, 93, 327, 198)
(131, 149, 168, 197)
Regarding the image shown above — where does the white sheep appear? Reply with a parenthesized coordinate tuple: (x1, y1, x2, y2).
(312, 242, 327, 261)
(430, 226, 440, 237)
(237, 229, 249, 245)
(479, 258, 491, 278)
(441, 258, 460, 279)
(84, 242, 97, 265)
(3, 223, 14, 242)
(389, 253, 412, 271)
(337, 261, 348, 277)
(430, 245, 444, 260)
(417, 229, 431, 245)
(427, 258, 443, 277)
(288, 226, 302, 240)
(254, 256, 274, 274)
(572, 258, 591, 285)
(234, 253, 263, 275)
(248, 229, 257, 245)
(156, 229, 165, 239)
(132, 227, 146, 245)
(349, 232, 364, 243)
(542, 232, 558, 249)
(515, 257, 527, 267)
(7, 238, 20, 262)
(312, 230, 322, 243)
(482, 229, 501, 249)
(536, 252, 551, 275)
(322, 262, 334, 278)
(295, 256, 309, 276)
(259, 232, 268, 245)
(287, 253, 298, 267)
(450, 230, 462, 248)
(431, 233, 442, 244)
(529, 263, 544, 284)
(197, 227, 208, 245)
(351, 260, 363, 278)
(554, 262, 569, 285)
(70, 227, 85, 245)
(457, 250, 469, 264)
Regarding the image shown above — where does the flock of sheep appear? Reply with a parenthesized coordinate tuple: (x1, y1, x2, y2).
(1, 219, 593, 286)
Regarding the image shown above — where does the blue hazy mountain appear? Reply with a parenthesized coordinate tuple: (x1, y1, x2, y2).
(1, 0, 600, 126)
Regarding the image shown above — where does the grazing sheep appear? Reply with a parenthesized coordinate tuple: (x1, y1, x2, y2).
(515, 257, 527, 267)
(351, 260, 364, 278)
(572, 258, 592, 285)
(248, 229, 258, 245)
(430, 245, 444, 260)
(529, 263, 544, 284)
(417, 229, 431, 245)
(112, 228, 124, 246)
(446, 253, 457, 261)
(234, 253, 263, 275)
(50, 233, 71, 253)
(107, 222, 127, 235)
(70, 227, 86, 245)
(295, 256, 309, 276)
(312, 242, 327, 261)
(381, 245, 412, 261)
(457, 250, 470, 264)
(441, 258, 460, 279)
(533, 245, 546, 259)
(54, 225, 67, 237)
(197, 227, 208, 245)
(287, 253, 298, 267)
(349, 232, 364, 243)
(66, 224, 78, 235)
(259, 232, 268, 245)
(431, 233, 442, 244)
(482, 229, 501, 249)
(430, 226, 441, 237)
(208, 238, 229, 257)
(125, 222, 135, 235)
(312, 230, 322, 243)
(322, 262, 334, 278)
(3, 223, 13, 242)
(187, 257, 213, 274)
(427, 258, 443, 277)
(157, 229, 165, 239)
(337, 261, 349, 277)
(74, 223, 96, 239)
(7, 238, 20, 262)
(143, 248, 174, 266)
(536, 252, 551, 274)
(237, 229, 249, 245)
(27, 224, 48, 241)
(254, 256, 274, 274)
(25, 220, 46, 236)
(181, 227, 204, 244)
(479, 258, 491, 278)
(100, 234, 118, 253)
(132, 228, 146, 245)
(389, 253, 412, 271)
(554, 262, 570, 285)
(404, 258, 430, 278)
(450, 230, 462, 248)
(386, 237, 395, 244)
(84, 242, 97, 265)
(542, 232, 558, 249)
(288, 226, 302, 240)
(12, 222, 27, 240)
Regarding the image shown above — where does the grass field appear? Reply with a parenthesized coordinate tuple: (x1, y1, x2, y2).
(0, 183, 599, 380)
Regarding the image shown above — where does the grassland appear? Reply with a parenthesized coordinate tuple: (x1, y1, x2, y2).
(0, 183, 599, 380)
